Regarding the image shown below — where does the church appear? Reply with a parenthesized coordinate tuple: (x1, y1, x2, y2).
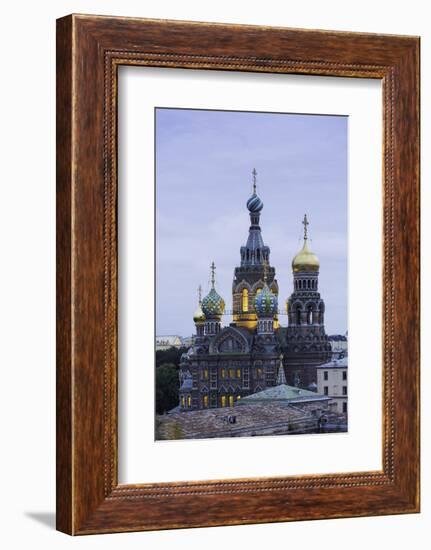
(179, 170, 331, 411)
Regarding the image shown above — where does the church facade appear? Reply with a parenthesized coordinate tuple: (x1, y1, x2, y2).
(178, 170, 331, 411)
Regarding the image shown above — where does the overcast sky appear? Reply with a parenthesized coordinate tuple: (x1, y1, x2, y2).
(155, 108, 347, 337)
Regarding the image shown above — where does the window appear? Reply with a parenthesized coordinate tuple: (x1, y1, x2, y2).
(323, 371, 328, 381)
(343, 402, 347, 414)
(228, 395, 234, 407)
(342, 371, 347, 381)
(296, 306, 301, 325)
(203, 394, 209, 408)
(229, 368, 234, 379)
(187, 395, 191, 407)
(342, 386, 347, 395)
(256, 367, 263, 378)
(221, 395, 227, 407)
(221, 368, 226, 379)
(181, 396, 185, 408)
(307, 304, 314, 324)
(236, 368, 241, 378)
(242, 288, 249, 312)
(203, 368, 209, 379)
(323, 386, 328, 395)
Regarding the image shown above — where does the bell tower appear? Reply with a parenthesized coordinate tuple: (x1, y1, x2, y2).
(283, 215, 331, 388)
(232, 169, 278, 330)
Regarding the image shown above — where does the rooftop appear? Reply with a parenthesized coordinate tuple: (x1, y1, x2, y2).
(317, 356, 348, 369)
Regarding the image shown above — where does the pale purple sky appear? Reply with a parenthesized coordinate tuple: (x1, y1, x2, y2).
(155, 108, 347, 337)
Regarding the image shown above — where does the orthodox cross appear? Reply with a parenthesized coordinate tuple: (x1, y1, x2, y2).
(210, 261, 216, 288)
(252, 168, 257, 194)
(302, 213, 309, 240)
(198, 284, 202, 304)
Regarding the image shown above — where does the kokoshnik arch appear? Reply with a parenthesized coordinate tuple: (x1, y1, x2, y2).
(179, 170, 332, 411)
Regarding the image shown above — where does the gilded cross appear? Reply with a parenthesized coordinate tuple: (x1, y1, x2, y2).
(210, 261, 216, 288)
(252, 168, 257, 194)
(198, 284, 202, 304)
(302, 214, 309, 240)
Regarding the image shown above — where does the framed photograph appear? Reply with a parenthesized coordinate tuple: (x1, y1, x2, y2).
(56, 14, 420, 534)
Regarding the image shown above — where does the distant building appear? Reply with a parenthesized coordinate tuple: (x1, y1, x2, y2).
(155, 335, 183, 351)
(316, 356, 348, 414)
(328, 334, 348, 358)
(181, 336, 194, 348)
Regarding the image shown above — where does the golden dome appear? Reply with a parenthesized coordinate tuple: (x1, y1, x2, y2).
(292, 239, 320, 273)
(193, 303, 206, 323)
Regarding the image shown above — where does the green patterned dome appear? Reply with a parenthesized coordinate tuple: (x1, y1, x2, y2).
(254, 284, 278, 317)
(201, 287, 225, 318)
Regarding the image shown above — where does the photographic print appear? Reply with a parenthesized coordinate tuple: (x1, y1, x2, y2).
(155, 107, 348, 441)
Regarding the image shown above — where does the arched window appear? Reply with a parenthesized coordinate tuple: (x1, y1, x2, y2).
(256, 249, 260, 261)
(181, 396, 185, 408)
(308, 279, 311, 289)
(221, 395, 227, 407)
(296, 305, 301, 325)
(246, 249, 250, 261)
(228, 395, 234, 407)
(187, 396, 191, 408)
(203, 395, 209, 408)
(307, 305, 313, 325)
(242, 288, 249, 312)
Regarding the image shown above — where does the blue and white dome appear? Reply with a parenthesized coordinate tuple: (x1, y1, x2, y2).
(202, 287, 225, 318)
(254, 284, 278, 317)
(246, 192, 263, 213)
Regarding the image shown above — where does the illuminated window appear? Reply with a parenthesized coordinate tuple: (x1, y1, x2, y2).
(236, 368, 241, 378)
(237, 395, 241, 401)
(181, 396, 185, 408)
(228, 395, 234, 407)
(204, 368, 209, 379)
(187, 396, 191, 407)
(257, 368, 263, 378)
(242, 288, 249, 312)
(203, 395, 209, 408)
(221, 395, 227, 407)
(221, 368, 226, 379)
(229, 368, 234, 378)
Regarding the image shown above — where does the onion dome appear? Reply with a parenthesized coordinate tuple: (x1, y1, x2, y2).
(292, 239, 320, 273)
(246, 193, 263, 213)
(292, 214, 320, 273)
(201, 262, 225, 318)
(246, 168, 264, 212)
(254, 283, 278, 317)
(193, 284, 206, 323)
(193, 303, 206, 324)
(201, 288, 225, 318)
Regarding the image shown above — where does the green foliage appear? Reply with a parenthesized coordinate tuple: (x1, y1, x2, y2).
(155, 363, 180, 414)
(156, 346, 188, 369)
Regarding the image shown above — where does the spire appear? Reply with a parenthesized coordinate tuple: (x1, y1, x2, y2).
(277, 354, 287, 385)
(302, 213, 309, 241)
(210, 261, 216, 289)
(252, 168, 257, 195)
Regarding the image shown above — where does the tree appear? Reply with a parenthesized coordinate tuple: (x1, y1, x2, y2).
(156, 346, 188, 369)
(155, 363, 180, 414)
